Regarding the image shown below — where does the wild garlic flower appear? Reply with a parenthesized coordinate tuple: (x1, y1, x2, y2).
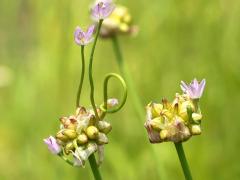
(99, 5, 138, 38)
(44, 136, 61, 154)
(91, 0, 115, 21)
(180, 78, 206, 100)
(44, 98, 118, 167)
(74, 25, 95, 46)
(145, 80, 206, 143)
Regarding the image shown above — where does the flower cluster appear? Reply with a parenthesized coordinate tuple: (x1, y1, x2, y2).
(145, 79, 206, 143)
(44, 99, 118, 166)
(98, 5, 138, 38)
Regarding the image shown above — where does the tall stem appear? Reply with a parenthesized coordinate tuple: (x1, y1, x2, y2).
(111, 35, 144, 118)
(76, 46, 85, 107)
(111, 35, 165, 179)
(88, 20, 103, 179)
(89, 20, 103, 121)
(89, 154, 102, 180)
(174, 143, 193, 180)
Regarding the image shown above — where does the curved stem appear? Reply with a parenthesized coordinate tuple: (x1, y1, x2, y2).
(89, 20, 103, 121)
(174, 143, 193, 180)
(100, 73, 127, 116)
(76, 46, 85, 107)
(89, 154, 102, 180)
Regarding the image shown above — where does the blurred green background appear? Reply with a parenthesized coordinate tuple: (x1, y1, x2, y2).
(1, 0, 240, 179)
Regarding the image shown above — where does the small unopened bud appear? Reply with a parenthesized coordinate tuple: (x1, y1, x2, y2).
(162, 98, 171, 109)
(151, 103, 163, 118)
(149, 118, 164, 131)
(86, 126, 99, 139)
(65, 142, 74, 154)
(60, 117, 68, 124)
(56, 139, 65, 146)
(107, 98, 118, 108)
(97, 132, 108, 145)
(192, 113, 202, 121)
(97, 121, 112, 134)
(63, 129, 77, 139)
(191, 125, 201, 135)
(76, 106, 87, 116)
(89, 114, 96, 126)
(77, 133, 88, 144)
(67, 123, 77, 130)
(160, 130, 168, 140)
(56, 132, 68, 142)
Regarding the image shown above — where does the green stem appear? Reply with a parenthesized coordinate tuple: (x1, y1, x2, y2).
(174, 143, 193, 180)
(89, 20, 103, 121)
(76, 46, 85, 107)
(89, 154, 102, 180)
(100, 73, 127, 115)
(88, 19, 103, 180)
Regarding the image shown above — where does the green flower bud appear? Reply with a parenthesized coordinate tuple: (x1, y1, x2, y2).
(160, 130, 168, 140)
(63, 129, 77, 139)
(151, 103, 163, 118)
(89, 114, 96, 126)
(86, 126, 99, 139)
(178, 100, 195, 121)
(77, 133, 88, 144)
(191, 125, 201, 135)
(97, 132, 108, 145)
(76, 106, 87, 116)
(192, 113, 202, 121)
(97, 121, 112, 134)
(65, 142, 74, 154)
(149, 117, 165, 131)
(56, 132, 68, 142)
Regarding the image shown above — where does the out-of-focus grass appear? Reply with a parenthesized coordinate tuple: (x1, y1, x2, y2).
(1, 0, 240, 179)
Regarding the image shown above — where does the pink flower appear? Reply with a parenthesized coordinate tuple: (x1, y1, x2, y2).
(44, 136, 61, 154)
(74, 25, 95, 46)
(91, 0, 115, 20)
(180, 78, 206, 99)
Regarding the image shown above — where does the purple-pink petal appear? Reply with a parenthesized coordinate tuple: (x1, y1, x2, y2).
(74, 25, 95, 46)
(44, 136, 61, 154)
(91, 0, 115, 20)
(198, 79, 206, 97)
(180, 78, 206, 99)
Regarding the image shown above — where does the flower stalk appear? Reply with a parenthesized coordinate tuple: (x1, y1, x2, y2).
(76, 46, 85, 107)
(174, 143, 193, 180)
(89, 154, 102, 180)
(89, 19, 103, 121)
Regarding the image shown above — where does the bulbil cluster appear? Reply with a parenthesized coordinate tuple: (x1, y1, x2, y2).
(145, 79, 206, 143)
(45, 99, 118, 167)
(56, 105, 112, 166)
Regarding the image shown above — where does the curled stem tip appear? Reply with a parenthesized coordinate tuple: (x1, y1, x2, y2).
(100, 73, 127, 114)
